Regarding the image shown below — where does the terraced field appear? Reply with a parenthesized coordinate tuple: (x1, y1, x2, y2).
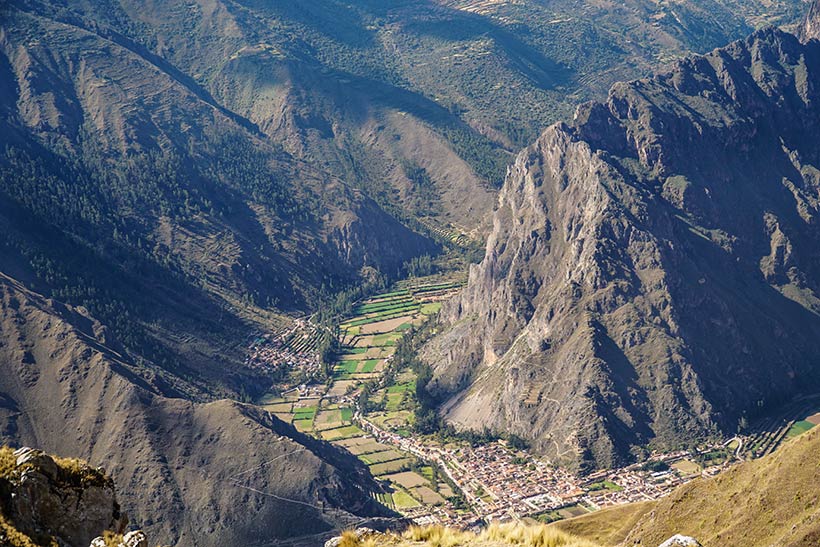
(739, 396, 820, 459)
(252, 276, 466, 518)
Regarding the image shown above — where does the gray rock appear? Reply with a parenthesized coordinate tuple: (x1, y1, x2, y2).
(658, 535, 702, 547)
(15, 448, 59, 479)
(122, 530, 147, 547)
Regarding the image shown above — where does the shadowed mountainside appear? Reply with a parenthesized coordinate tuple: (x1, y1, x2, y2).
(0, 273, 393, 545)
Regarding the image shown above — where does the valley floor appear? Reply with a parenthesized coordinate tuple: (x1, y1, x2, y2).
(245, 274, 820, 535)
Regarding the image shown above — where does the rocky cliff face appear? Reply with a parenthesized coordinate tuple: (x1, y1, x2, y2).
(801, 0, 820, 41)
(0, 446, 126, 547)
(424, 26, 820, 470)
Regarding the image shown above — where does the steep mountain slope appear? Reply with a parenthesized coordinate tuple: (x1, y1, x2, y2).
(0, 2, 438, 398)
(423, 25, 820, 470)
(0, 273, 392, 545)
(14, 0, 807, 227)
(621, 427, 820, 546)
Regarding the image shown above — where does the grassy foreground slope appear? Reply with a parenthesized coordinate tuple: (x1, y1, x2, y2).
(549, 428, 820, 547)
(341, 522, 601, 547)
(621, 428, 820, 546)
(549, 502, 655, 546)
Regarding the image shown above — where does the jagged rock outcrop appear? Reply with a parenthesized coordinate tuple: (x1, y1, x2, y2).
(801, 0, 820, 42)
(423, 25, 820, 469)
(0, 446, 126, 547)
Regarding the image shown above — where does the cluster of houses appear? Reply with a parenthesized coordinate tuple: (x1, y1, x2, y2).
(244, 320, 322, 378)
(357, 415, 723, 527)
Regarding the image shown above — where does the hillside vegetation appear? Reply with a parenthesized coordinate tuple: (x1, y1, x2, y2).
(622, 428, 820, 546)
(340, 522, 601, 547)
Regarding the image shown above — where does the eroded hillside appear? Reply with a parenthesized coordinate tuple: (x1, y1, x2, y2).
(424, 23, 820, 470)
(0, 273, 393, 545)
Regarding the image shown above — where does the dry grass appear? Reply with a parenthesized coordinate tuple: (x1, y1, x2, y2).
(478, 522, 600, 547)
(549, 501, 654, 545)
(625, 427, 820, 546)
(0, 513, 45, 547)
(0, 447, 17, 480)
(52, 455, 110, 487)
(338, 522, 602, 547)
(404, 524, 473, 546)
(338, 530, 379, 547)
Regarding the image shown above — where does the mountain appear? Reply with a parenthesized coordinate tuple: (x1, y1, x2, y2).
(0, 273, 392, 545)
(551, 427, 820, 547)
(422, 22, 820, 470)
(0, 0, 814, 543)
(622, 427, 820, 546)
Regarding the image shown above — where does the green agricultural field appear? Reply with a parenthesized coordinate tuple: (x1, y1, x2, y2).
(385, 393, 405, 412)
(361, 359, 380, 373)
(420, 466, 435, 482)
(372, 290, 410, 299)
(320, 424, 365, 441)
(342, 347, 368, 354)
(786, 420, 816, 438)
(373, 332, 403, 346)
(369, 458, 412, 475)
(355, 299, 416, 315)
(340, 407, 354, 422)
(376, 492, 394, 508)
(387, 382, 415, 394)
(338, 361, 359, 373)
(293, 406, 317, 421)
(420, 302, 443, 315)
(587, 480, 623, 492)
(293, 419, 313, 431)
(391, 489, 421, 509)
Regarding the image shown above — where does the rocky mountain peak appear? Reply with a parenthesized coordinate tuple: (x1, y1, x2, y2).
(422, 25, 820, 470)
(801, 0, 820, 41)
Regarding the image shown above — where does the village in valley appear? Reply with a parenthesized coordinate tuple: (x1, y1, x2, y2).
(246, 274, 820, 529)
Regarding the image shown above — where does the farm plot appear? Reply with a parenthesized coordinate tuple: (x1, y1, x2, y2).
(786, 420, 816, 438)
(382, 471, 427, 489)
(360, 317, 416, 335)
(359, 450, 406, 465)
(369, 458, 412, 475)
(671, 459, 701, 476)
(326, 380, 357, 398)
(336, 438, 392, 455)
(320, 424, 365, 441)
(314, 409, 343, 430)
(260, 402, 292, 413)
(410, 486, 445, 505)
(391, 489, 420, 509)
